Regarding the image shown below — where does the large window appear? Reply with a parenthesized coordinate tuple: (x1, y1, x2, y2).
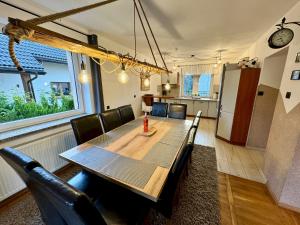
(182, 73, 212, 97)
(0, 32, 82, 129)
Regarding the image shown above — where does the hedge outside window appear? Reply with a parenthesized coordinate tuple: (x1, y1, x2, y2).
(0, 33, 80, 124)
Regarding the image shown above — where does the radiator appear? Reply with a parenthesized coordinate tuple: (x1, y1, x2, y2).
(0, 130, 77, 202)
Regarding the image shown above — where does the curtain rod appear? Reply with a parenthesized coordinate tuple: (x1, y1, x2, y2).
(0, 0, 88, 36)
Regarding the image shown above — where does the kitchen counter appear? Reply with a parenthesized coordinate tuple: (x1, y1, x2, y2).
(162, 97, 219, 118)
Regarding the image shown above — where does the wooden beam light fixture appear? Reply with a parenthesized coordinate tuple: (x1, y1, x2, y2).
(2, 0, 171, 74)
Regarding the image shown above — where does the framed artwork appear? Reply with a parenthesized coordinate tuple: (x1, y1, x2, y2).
(140, 77, 150, 91)
(291, 70, 300, 80)
(296, 52, 300, 63)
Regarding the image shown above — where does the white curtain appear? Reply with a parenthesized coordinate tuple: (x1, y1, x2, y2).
(181, 64, 214, 75)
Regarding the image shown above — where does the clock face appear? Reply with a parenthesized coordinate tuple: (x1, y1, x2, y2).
(268, 28, 294, 49)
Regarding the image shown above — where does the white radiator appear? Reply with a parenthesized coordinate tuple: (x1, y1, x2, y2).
(0, 130, 77, 202)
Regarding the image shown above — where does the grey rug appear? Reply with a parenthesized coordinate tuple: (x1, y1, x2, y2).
(146, 145, 220, 225)
(0, 145, 220, 225)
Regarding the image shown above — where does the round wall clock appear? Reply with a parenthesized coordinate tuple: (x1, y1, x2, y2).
(268, 28, 294, 49)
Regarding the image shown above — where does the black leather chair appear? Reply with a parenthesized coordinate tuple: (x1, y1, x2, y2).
(168, 103, 187, 120)
(118, 105, 135, 124)
(151, 102, 168, 117)
(155, 136, 190, 218)
(196, 110, 202, 118)
(0, 147, 149, 225)
(192, 116, 200, 129)
(71, 114, 103, 145)
(100, 109, 123, 132)
(0, 147, 41, 182)
(187, 127, 197, 163)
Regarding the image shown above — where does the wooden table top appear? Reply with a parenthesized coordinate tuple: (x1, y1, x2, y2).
(60, 116, 192, 202)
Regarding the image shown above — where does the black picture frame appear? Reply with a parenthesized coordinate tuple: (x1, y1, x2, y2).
(296, 52, 300, 63)
(291, 70, 300, 80)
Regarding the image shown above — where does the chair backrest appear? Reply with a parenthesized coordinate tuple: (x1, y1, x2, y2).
(118, 105, 135, 124)
(0, 148, 106, 225)
(168, 103, 187, 120)
(171, 135, 189, 176)
(100, 109, 123, 132)
(71, 114, 103, 145)
(187, 127, 197, 147)
(151, 102, 168, 117)
(192, 116, 200, 129)
(196, 110, 202, 118)
(28, 167, 106, 225)
(0, 147, 41, 182)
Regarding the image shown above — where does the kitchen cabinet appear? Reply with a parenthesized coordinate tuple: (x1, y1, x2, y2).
(166, 99, 181, 104)
(180, 100, 194, 115)
(208, 101, 218, 118)
(193, 101, 208, 117)
(161, 72, 178, 84)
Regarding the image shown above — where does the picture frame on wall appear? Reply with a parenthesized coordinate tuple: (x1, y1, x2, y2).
(140, 77, 150, 91)
(291, 70, 300, 80)
(296, 52, 300, 63)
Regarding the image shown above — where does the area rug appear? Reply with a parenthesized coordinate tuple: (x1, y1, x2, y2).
(0, 145, 220, 225)
(146, 145, 220, 225)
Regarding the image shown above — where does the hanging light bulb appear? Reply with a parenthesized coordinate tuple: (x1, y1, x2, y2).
(214, 63, 218, 68)
(79, 57, 89, 83)
(217, 58, 222, 64)
(165, 80, 171, 91)
(118, 63, 129, 84)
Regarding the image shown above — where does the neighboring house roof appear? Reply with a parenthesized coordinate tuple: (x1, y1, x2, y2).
(0, 33, 67, 75)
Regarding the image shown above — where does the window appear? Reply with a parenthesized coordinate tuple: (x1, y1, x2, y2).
(182, 73, 212, 97)
(183, 75, 193, 96)
(51, 82, 71, 96)
(198, 73, 212, 97)
(0, 32, 83, 130)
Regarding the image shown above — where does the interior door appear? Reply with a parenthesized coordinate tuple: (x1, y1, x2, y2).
(217, 67, 241, 140)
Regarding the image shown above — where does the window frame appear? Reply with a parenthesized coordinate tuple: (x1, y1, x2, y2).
(0, 52, 85, 133)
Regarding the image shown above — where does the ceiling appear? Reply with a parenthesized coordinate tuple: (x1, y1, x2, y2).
(18, 0, 299, 66)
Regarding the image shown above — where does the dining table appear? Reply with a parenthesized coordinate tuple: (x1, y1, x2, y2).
(60, 116, 193, 202)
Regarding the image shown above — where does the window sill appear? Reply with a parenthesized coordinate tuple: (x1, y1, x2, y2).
(0, 114, 88, 143)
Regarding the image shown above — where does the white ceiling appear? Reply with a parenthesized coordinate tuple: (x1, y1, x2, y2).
(20, 0, 299, 66)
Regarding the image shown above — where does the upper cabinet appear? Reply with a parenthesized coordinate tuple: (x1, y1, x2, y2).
(161, 72, 179, 84)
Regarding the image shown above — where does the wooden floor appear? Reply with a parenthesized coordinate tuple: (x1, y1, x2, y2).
(219, 173, 300, 225)
(194, 118, 266, 183)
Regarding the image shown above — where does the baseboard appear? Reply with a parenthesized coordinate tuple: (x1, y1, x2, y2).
(279, 202, 300, 213)
(265, 181, 300, 213)
(245, 145, 266, 151)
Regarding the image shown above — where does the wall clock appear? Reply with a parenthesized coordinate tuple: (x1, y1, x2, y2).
(268, 28, 294, 49)
(268, 17, 300, 49)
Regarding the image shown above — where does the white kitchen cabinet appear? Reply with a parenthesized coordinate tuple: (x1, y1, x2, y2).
(208, 101, 218, 118)
(180, 100, 194, 115)
(193, 100, 208, 117)
(166, 99, 181, 104)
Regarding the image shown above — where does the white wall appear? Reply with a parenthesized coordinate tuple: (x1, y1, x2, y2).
(0, 73, 25, 100)
(241, 1, 300, 113)
(241, 1, 300, 211)
(259, 49, 288, 89)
